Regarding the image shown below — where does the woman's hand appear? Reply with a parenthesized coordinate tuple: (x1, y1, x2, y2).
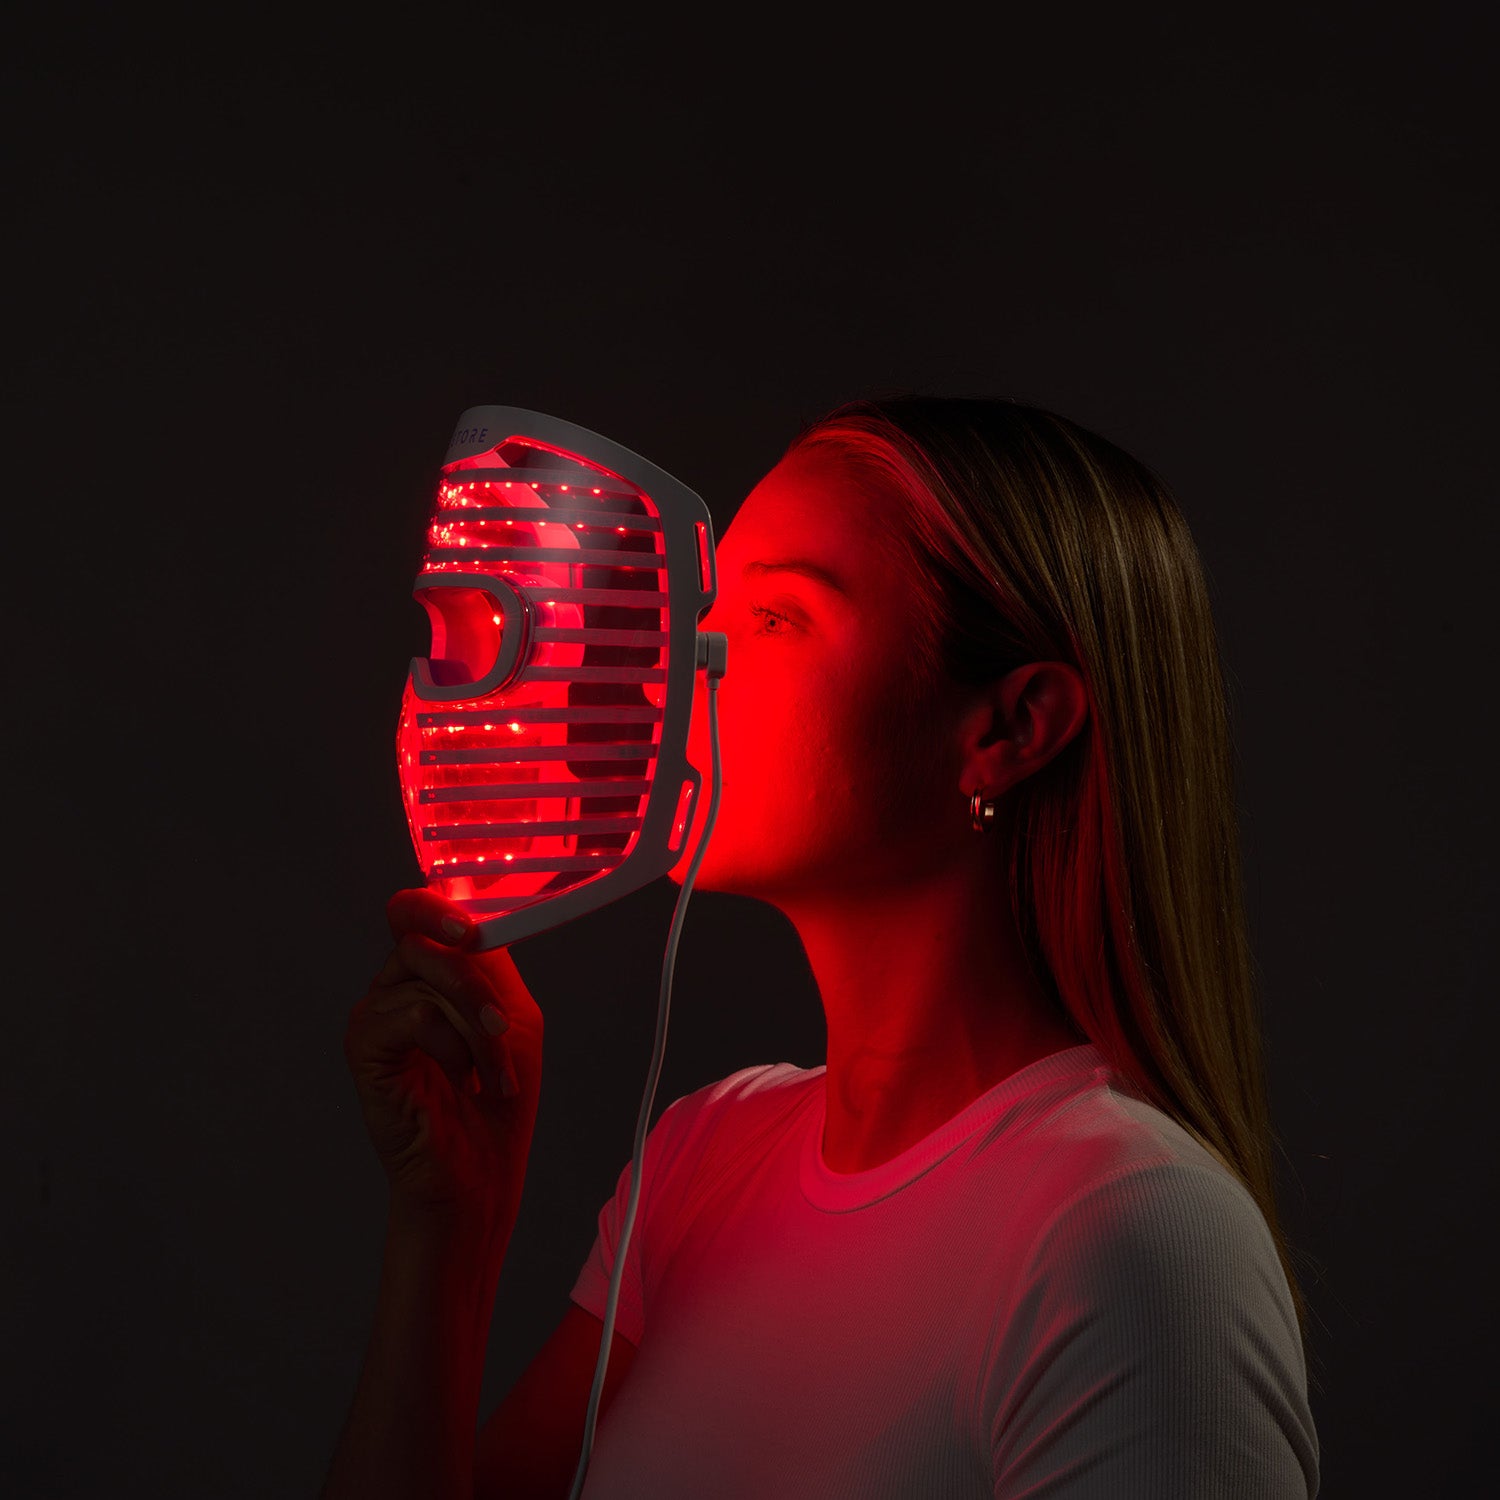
(343, 888, 544, 1226)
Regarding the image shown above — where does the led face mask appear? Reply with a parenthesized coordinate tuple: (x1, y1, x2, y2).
(393, 405, 728, 1500)
(396, 406, 724, 949)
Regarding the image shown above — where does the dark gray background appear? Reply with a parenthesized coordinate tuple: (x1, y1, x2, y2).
(5, 8, 1493, 1496)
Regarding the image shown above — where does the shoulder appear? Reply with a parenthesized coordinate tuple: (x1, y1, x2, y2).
(994, 1137, 1310, 1438)
(1025, 1154, 1289, 1316)
(643, 1061, 821, 1170)
(986, 1150, 1320, 1497)
(986, 1069, 1310, 1394)
(1009, 1072, 1290, 1315)
(996, 1066, 1264, 1250)
(662, 1059, 820, 1127)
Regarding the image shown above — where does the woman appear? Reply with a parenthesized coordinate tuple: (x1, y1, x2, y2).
(324, 396, 1321, 1499)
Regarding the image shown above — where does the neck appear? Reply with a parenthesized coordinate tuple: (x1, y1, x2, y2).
(781, 864, 1086, 1175)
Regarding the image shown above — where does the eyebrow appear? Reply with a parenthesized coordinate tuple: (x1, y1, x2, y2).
(741, 558, 851, 598)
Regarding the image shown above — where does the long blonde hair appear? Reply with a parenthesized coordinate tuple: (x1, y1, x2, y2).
(790, 395, 1318, 1380)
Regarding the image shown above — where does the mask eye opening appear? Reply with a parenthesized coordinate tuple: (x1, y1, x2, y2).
(415, 584, 503, 687)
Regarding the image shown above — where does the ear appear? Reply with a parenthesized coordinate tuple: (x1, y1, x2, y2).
(958, 661, 1090, 797)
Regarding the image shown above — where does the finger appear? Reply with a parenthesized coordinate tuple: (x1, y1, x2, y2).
(375, 891, 479, 986)
(351, 987, 474, 1081)
(366, 943, 520, 1107)
(373, 928, 530, 1012)
(411, 997, 503, 1097)
(377, 932, 505, 1025)
(386, 887, 478, 950)
(359, 985, 504, 1097)
(371, 965, 508, 1095)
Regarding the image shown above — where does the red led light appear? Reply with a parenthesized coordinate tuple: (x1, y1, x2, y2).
(397, 433, 672, 921)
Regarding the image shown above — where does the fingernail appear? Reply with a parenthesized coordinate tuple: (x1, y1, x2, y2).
(481, 1005, 509, 1035)
(441, 916, 469, 941)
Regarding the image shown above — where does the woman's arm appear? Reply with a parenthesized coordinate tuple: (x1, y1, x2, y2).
(325, 887, 545, 1498)
(320, 1202, 510, 1500)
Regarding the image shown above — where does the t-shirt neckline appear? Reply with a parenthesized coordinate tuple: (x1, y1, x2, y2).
(798, 1042, 1110, 1211)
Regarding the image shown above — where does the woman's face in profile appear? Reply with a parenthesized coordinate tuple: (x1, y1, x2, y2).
(668, 444, 960, 905)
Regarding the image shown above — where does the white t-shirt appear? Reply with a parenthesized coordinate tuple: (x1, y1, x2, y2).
(570, 1042, 1319, 1498)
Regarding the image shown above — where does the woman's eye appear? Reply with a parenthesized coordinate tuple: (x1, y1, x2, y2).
(747, 604, 795, 635)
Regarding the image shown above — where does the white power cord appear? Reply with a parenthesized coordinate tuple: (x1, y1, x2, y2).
(566, 633, 727, 1500)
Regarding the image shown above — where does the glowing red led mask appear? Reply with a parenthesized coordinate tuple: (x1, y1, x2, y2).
(397, 406, 720, 949)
